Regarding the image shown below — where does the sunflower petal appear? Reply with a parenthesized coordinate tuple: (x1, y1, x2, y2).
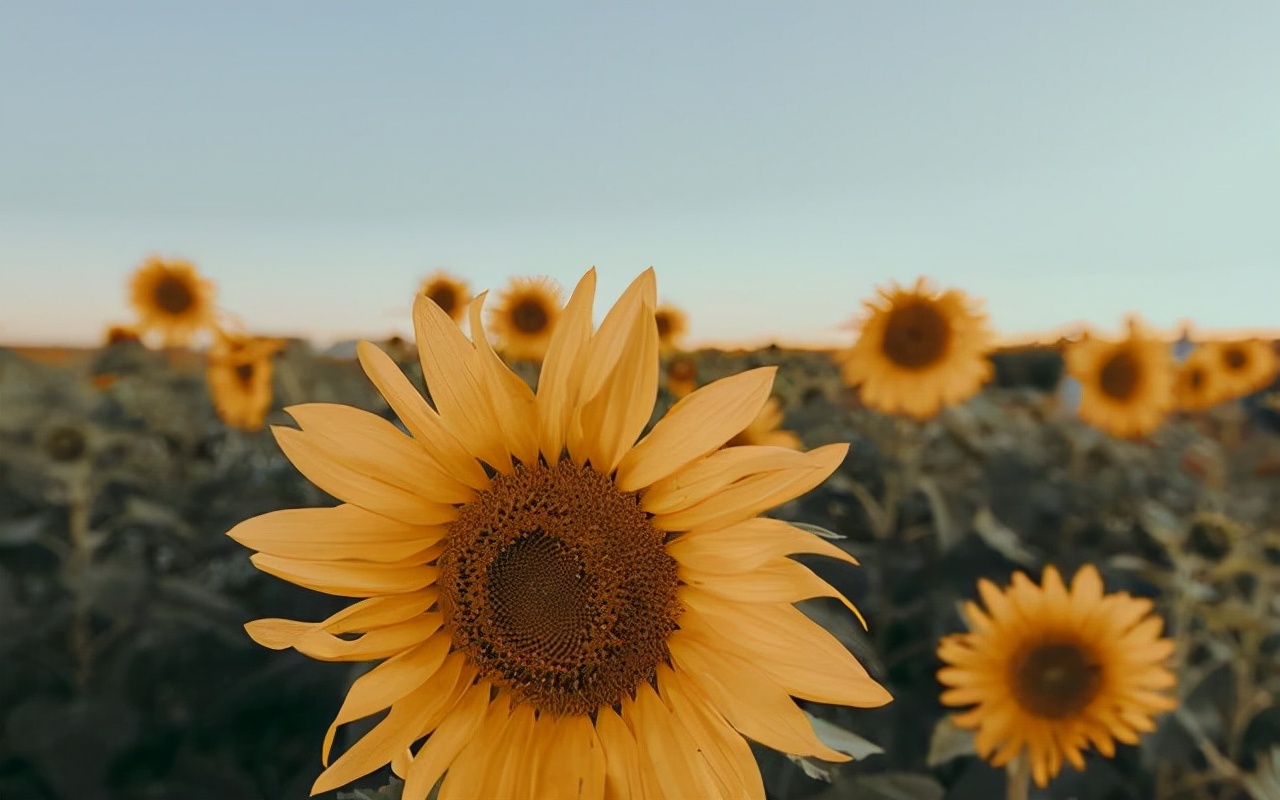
(468, 293, 540, 468)
(642, 446, 813, 515)
(438, 693, 513, 800)
(249, 553, 438, 597)
(595, 705, 646, 800)
(538, 269, 597, 463)
(615, 367, 777, 492)
(402, 681, 494, 800)
(227, 504, 445, 563)
(413, 292, 511, 470)
(665, 517, 858, 573)
(680, 555, 867, 627)
(534, 713, 607, 800)
(625, 680, 720, 800)
(579, 299, 660, 473)
(356, 341, 490, 491)
(272, 426, 457, 527)
(658, 665, 764, 800)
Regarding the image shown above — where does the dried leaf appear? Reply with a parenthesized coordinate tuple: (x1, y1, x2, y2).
(971, 506, 1036, 566)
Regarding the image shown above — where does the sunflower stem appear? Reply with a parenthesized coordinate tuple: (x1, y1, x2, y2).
(1005, 754, 1032, 800)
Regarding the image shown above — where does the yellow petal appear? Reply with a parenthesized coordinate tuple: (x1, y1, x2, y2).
(467, 293, 540, 468)
(243, 592, 436, 652)
(402, 680, 494, 800)
(250, 552, 438, 597)
(625, 680, 719, 800)
(537, 268, 597, 463)
(227, 504, 445, 563)
(679, 554, 867, 629)
(665, 517, 858, 573)
(247, 613, 439, 663)
(595, 705, 645, 800)
(356, 341, 490, 491)
(642, 445, 812, 515)
(311, 656, 469, 795)
(486, 703, 538, 799)
(438, 692, 513, 800)
(321, 631, 454, 764)
(272, 426, 457, 527)
(534, 713, 607, 800)
(286, 403, 475, 505)
(413, 292, 511, 470)
(579, 299, 660, 473)
(677, 599, 890, 708)
(652, 443, 848, 532)
(657, 665, 764, 800)
(668, 631, 850, 762)
(615, 367, 777, 492)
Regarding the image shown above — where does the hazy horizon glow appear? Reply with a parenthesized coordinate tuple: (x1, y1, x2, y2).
(2, 2, 1277, 348)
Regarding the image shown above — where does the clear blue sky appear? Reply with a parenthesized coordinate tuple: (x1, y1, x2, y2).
(1, 2, 1277, 348)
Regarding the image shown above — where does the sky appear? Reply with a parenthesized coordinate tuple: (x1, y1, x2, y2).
(1, 2, 1277, 349)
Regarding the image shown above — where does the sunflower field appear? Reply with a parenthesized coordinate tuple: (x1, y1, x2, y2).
(1, 261, 1279, 800)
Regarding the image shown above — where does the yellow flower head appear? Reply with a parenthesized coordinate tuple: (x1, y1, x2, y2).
(1173, 345, 1230, 412)
(487, 276, 563, 362)
(128, 256, 217, 347)
(938, 565, 1177, 788)
(664, 354, 699, 399)
(206, 331, 284, 431)
(1210, 338, 1278, 400)
(654, 303, 689, 351)
(1065, 318, 1174, 438)
(838, 277, 994, 420)
(228, 268, 890, 799)
(418, 270, 472, 324)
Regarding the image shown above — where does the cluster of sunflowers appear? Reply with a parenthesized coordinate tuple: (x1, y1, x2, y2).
(108, 257, 1279, 798)
(118, 256, 285, 431)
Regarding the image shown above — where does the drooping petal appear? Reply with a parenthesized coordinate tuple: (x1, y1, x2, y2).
(615, 367, 777, 492)
(226, 504, 445, 563)
(679, 554, 868, 628)
(412, 293, 511, 470)
(273, 426, 458, 527)
(642, 446, 813, 516)
(249, 553, 439, 597)
(247, 613, 440, 663)
(665, 517, 859, 574)
(356, 341, 490, 491)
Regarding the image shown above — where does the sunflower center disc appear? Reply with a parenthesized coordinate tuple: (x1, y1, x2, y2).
(233, 362, 256, 387)
(1223, 347, 1247, 371)
(153, 275, 194, 314)
(1099, 349, 1140, 400)
(511, 299, 549, 334)
(427, 285, 457, 316)
(882, 301, 950, 370)
(439, 460, 681, 717)
(1188, 368, 1204, 390)
(1010, 641, 1102, 719)
(44, 426, 87, 463)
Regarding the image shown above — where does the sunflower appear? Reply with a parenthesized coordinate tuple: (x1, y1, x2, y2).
(1209, 338, 1279, 400)
(419, 270, 472, 324)
(837, 277, 994, 420)
(206, 332, 284, 431)
(487, 276, 563, 362)
(228, 268, 891, 799)
(937, 565, 1177, 789)
(725, 397, 802, 450)
(128, 256, 217, 347)
(664, 353, 699, 399)
(1064, 318, 1174, 438)
(103, 324, 141, 346)
(1173, 345, 1230, 412)
(654, 303, 689, 351)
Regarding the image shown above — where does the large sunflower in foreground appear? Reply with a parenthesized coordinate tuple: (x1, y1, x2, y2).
(1064, 319, 1174, 438)
(128, 256, 217, 347)
(487, 275, 563, 361)
(1173, 345, 1230, 412)
(1209, 338, 1279, 400)
(937, 565, 1177, 789)
(229, 268, 891, 799)
(206, 332, 285, 431)
(837, 277, 993, 420)
(419, 270, 472, 324)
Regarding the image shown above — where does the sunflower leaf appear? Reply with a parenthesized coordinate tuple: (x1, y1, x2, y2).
(805, 711, 883, 761)
(925, 714, 976, 767)
(788, 521, 847, 540)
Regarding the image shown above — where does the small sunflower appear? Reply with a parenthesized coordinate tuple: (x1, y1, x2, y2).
(725, 397, 802, 450)
(1209, 338, 1279, 400)
(838, 277, 994, 420)
(419, 270, 472, 324)
(206, 332, 284, 431)
(487, 276, 563, 362)
(229, 268, 890, 799)
(664, 354, 699, 399)
(1064, 318, 1174, 438)
(128, 256, 217, 347)
(1174, 346, 1230, 412)
(937, 565, 1177, 788)
(654, 303, 689, 351)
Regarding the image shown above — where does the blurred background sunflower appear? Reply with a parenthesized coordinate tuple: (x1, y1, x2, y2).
(127, 256, 217, 347)
(486, 275, 563, 362)
(417, 270, 472, 325)
(1065, 318, 1175, 438)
